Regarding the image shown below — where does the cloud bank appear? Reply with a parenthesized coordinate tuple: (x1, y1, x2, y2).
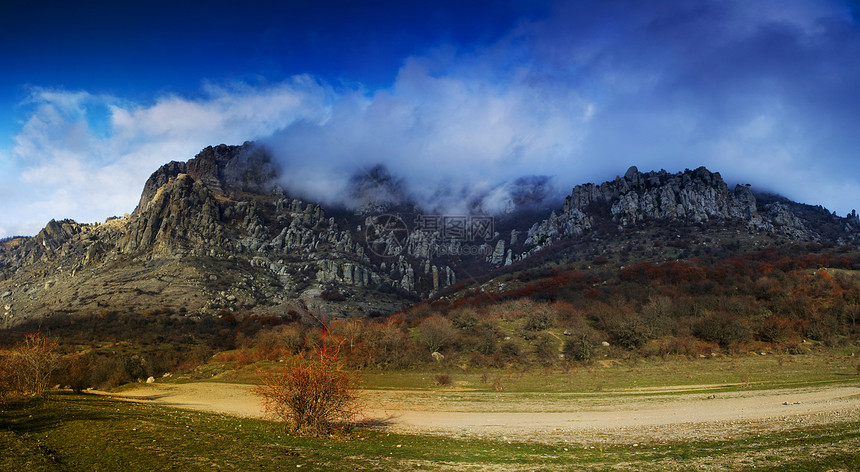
(1, 78, 332, 237)
(2, 0, 860, 237)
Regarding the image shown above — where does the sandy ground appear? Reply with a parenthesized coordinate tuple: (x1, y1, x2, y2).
(113, 382, 860, 444)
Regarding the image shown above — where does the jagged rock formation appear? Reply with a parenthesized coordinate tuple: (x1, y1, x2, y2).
(563, 166, 760, 224)
(0, 143, 469, 328)
(521, 166, 860, 261)
(2, 150, 859, 329)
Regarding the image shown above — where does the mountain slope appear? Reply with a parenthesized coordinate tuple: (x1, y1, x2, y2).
(2, 145, 859, 329)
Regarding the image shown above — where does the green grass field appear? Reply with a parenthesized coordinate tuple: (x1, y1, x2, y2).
(2, 352, 859, 471)
(1, 393, 859, 472)
(184, 348, 859, 394)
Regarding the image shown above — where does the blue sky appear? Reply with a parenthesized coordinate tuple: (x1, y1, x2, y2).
(1, 0, 859, 237)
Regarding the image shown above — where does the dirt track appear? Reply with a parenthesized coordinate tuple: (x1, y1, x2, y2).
(114, 381, 860, 444)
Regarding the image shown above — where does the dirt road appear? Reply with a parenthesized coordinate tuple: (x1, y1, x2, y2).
(114, 381, 860, 443)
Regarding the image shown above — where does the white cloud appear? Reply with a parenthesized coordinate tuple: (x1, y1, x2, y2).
(3, 0, 860, 238)
(1, 80, 334, 237)
(263, 57, 594, 214)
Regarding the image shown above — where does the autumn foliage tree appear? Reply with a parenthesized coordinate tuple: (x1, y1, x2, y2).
(254, 319, 361, 435)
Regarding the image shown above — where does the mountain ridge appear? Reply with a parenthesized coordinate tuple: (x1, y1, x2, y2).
(1, 143, 858, 328)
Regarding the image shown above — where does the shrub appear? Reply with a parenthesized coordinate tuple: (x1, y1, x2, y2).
(121, 354, 149, 382)
(472, 324, 499, 355)
(638, 336, 717, 358)
(416, 316, 458, 353)
(468, 352, 492, 368)
(802, 311, 839, 342)
(328, 319, 363, 352)
(320, 289, 346, 301)
(641, 296, 676, 338)
(362, 321, 415, 368)
(500, 340, 521, 359)
(254, 325, 306, 360)
(533, 333, 558, 365)
(90, 355, 137, 391)
(56, 353, 94, 393)
(523, 308, 555, 331)
(255, 346, 361, 435)
(491, 375, 506, 391)
(0, 353, 12, 401)
(435, 373, 453, 386)
(610, 320, 650, 350)
(6, 334, 59, 397)
(451, 310, 479, 330)
(146, 349, 187, 377)
(755, 316, 797, 343)
(493, 299, 538, 321)
(694, 312, 751, 348)
(563, 333, 594, 362)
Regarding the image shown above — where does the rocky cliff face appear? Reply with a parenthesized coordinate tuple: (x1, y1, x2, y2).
(2, 149, 858, 329)
(522, 166, 859, 258)
(134, 142, 279, 214)
(0, 143, 464, 328)
(561, 166, 762, 227)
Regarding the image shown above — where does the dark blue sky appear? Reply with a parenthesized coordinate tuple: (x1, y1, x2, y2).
(2, 0, 860, 237)
(0, 0, 537, 111)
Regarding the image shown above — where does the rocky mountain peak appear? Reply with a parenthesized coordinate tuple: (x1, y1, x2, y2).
(135, 142, 280, 215)
(523, 165, 859, 255)
(186, 142, 280, 193)
(3, 150, 860, 329)
(563, 166, 743, 221)
(134, 160, 187, 215)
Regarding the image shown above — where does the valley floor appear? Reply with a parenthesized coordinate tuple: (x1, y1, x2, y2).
(113, 379, 860, 444)
(5, 356, 860, 471)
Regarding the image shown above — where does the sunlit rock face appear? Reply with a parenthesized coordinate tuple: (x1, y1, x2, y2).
(2, 145, 859, 328)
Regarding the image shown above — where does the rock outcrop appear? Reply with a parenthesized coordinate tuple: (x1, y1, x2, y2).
(521, 165, 859, 257)
(565, 166, 758, 224)
(2, 149, 859, 329)
(0, 143, 462, 327)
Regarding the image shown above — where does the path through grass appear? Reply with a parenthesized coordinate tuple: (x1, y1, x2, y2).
(2, 393, 859, 471)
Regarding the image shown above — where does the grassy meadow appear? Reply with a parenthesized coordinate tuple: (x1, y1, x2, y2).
(1, 392, 859, 472)
(3, 352, 860, 471)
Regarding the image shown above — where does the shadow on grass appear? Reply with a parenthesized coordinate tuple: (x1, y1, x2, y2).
(107, 392, 172, 401)
(0, 392, 116, 435)
(355, 415, 397, 428)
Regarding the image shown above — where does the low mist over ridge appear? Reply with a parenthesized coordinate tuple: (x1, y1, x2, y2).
(3, 0, 860, 238)
(2, 143, 860, 329)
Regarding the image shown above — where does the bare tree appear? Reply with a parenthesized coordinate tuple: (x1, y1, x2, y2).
(254, 317, 361, 435)
(9, 334, 60, 397)
(416, 315, 457, 353)
(0, 352, 12, 401)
